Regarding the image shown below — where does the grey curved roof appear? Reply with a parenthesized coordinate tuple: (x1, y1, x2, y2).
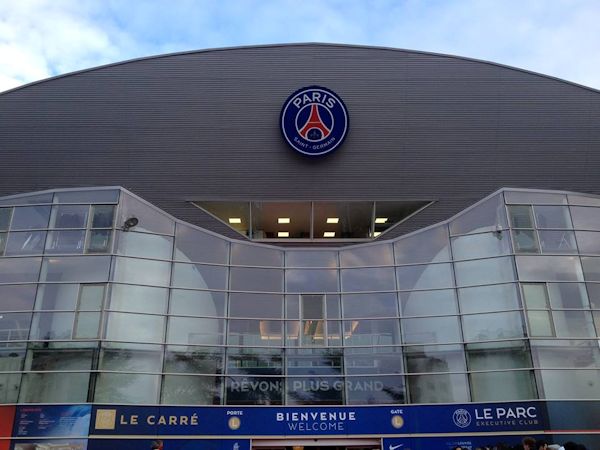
(1, 43, 599, 241)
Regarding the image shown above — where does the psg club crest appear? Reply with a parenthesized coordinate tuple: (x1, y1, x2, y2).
(280, 86, 349, 156)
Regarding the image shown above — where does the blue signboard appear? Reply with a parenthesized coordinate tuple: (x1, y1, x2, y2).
(14, 405, 91, 437)
(89, 438, 250, 450)
(90, 402, 547, 437)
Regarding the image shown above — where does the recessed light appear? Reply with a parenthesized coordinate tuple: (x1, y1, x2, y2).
(278, 231, 290, 237)
(278, 218, 291, 224)
(373, 231, 381, 237)
(375, 217, 388, 224)
(229, 218, 242, 224)
(326, 217, 339, 224)
(323, 231, 336, 238)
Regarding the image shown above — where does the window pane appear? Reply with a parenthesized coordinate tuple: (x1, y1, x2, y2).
(340, 244, 393, 267)
(512, 230, 539, 253)
(505, 191, 566, 205)
(116, 231, 173, 259)
(0, 232, 6, 255)
(226, 347, 282, 375)
(172, 263, 228, 290)
(167, 317, 224, 345)
(74, 312, 101, 338)
(286, 250, 337, 268)
(451, 232, 511, 260)
(0, 373, 21, 403)
(165, 346, 223, 374)
(547, 283, 590, 309)
(51, 205, 89, 229)
(0, 257, 41, 283)
(45, 230, 85, 254)
(342, 292, 398, 318)
(450, 194, 507, 235)
(527, 310, 554, 337)
(230, 267, 283, 292)
(227, 319, 282, 346)
(396, 263, 453, 290)
(522, 283, 549, 309)
(169, 290, 226, 317)
(531, 340, 600, 368)
(459, 284, 520, 314)
(78, 284, 105, 310)
(286, 377, 343, 405)
(0, 193, 52, 206)
(400, 289, 457, 316)
(539, 369, 600, 399)
(538, 230, 577, 253)
(55, 190, 118, 204)
(162, 375, 222, 405)
(568, 194, 600, 207)
(19, 373, 90, 403)
(408, 374, 469, 403)
(470, 371, 537, 401)
(394, 225, 450, 265)
(285, 269, 338, 292)
(229, 293, 282, 319)
(571, 206, 600, 231)
(404, 344, 466, 373)
(344, 319, 400, 346)
(29, 312, 73, 340)
(104, 312, 165, 343)
(517, 256, 583, 282)
(402, 317, 461, 344)
(5, 231, 46, 255)
(508, 205, 534, 228)
(588, 283, 600, 309)
(286, 348, 343, 376)
(26, 348, 94, 371)
(534, 205, 572, 229)
(346, 375, 406, 405)
(11, 206, 51, 230)
(340, 267, 396, 292)
(313, 201, 372, 239)
(86, 230, 112, 253)
(251, 201, 311, 239)
(95, 373, 159, 404)
(174, 223, 229, 265)
(99, 345, 162, 372)
(454, 257, 515, 286)
(91, 205, 115, 228)
(462, 311, 525, 341)
(552, 310, 596, 338)
(112, 257, 170, 286)
(119, 193, 174, 235)
(466, 341, 532, 370)
(344, 347, 404, 375)
(0, 208, 12, 231)
(576, 231, 600, 254)
(230, 243, 283, 267)
(109, 284, 167, 314)
(0, 284, 36, 311)
(41, 256, 110, 283)
(226, 376, 282, 405)
(0, 312, 32, 341)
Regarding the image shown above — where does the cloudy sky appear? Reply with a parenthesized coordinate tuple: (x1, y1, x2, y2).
(1, 0, 600, 93)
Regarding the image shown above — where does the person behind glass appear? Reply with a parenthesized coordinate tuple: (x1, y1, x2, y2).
(522, 437, 536, 450)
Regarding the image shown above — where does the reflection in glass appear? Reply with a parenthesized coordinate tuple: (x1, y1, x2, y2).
(396, 263, 453, 290)
(112, 257, 170, 286)
(230, 267, 283, 292)
(346, 375, 405, 405)
(408, 374, 469, 403)
(402, 317, 461, 345)
(230, 293, 282, 319)
(538, 230, 577, 254)
(175, 223, 229, 265)
(228, 319, 282, 346)
(172, 263, 228, 290)
(167, 317, 224, 345)
(226, 376, 282, 405)
(95, 373, 160, 404)
(20, 372, 90, 403)
(339, 244, 393, 267)
(226, 347, 282, 375)
(394, 225, 450, 265)
(45, 230, 85, 254)
(405, 344, 466, 373)
(91, 205, 115, 228)
(517, 256, 583, 282)
(466, 341, 532, 370)
(512, 230, 539, 253)
(470, 370, 537, 401)
(344, 347, 404, 374)
(169, 290, 226, 317)
(571, 206, 600, 231)
(538, 369, 600, 399)
(0, 284, 37, 311)
(534, 205, 572, 229)
(86, 230, 112, 253)
(165, 346, 223, 374)
(5, 231, 47, 255)
(400, 289, 457, 317)
(458, 284, 520, 314)
(285, 269, 338, 292)
(454, 257, 515, 286)
(162, 375, 222, 405)
(10, 206, 51, 230)
(462, 311, 525, 342)
(116, 231, 173, 259)
(41, 256, 110, 283)
(286, 377, 344, 405)
(340, 267, 396, 292)
(51, 205, 89, 229)
(344, 319, 400, 346)
(452, 232, 511, 260)
(342, 293, 398, 318)
(105, 312, 165, 343)
(110, 284, 167, 314)
(450, 194, 507, 235)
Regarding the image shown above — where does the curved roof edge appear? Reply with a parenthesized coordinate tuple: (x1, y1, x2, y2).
(2, 42, 599, 97)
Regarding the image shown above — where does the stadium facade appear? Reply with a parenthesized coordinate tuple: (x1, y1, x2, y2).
(0, 44, 599, 450)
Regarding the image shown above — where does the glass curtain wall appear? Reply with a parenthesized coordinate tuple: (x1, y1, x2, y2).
(0, 187, 599, 405)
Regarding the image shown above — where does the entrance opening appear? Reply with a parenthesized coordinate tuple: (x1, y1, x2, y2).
(252, 438, 380, 450)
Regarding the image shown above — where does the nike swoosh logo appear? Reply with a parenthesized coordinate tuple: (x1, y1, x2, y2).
(389, 445, 404, 450)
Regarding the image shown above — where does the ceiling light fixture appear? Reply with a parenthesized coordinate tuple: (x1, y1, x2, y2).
(278, 231, 290, 237)
(228, 218, 242, 224)
(323, 231, 335, 238)
(326, 217, 339, 224)
(278, 218, 290, 224)
(375, 217, 388, 224)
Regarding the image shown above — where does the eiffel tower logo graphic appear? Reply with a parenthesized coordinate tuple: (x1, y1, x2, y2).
(298, 104, 331, 141)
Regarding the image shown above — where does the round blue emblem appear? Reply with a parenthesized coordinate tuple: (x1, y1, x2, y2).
(280, 86, 349, 156)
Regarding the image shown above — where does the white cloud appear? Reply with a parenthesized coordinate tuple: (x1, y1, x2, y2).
(1, 0, 600, 93)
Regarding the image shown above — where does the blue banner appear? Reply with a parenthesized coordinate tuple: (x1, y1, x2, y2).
(90, 402, 546, 437)
(88, 438, 250, 450)
(14, 405, 91, 437)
